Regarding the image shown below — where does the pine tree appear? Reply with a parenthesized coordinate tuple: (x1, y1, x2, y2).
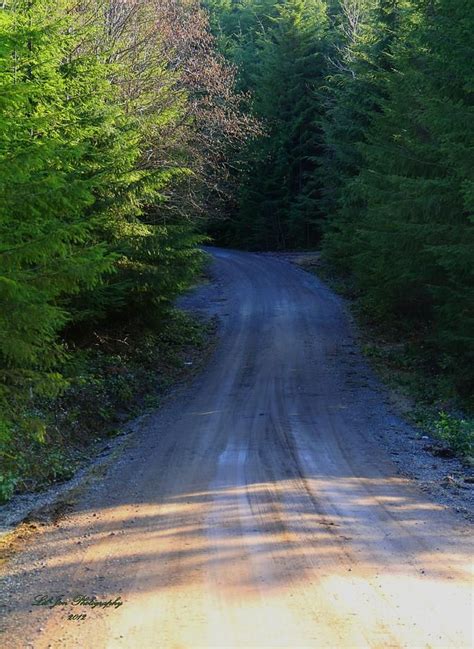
(1, 0, 253, 495)
(318, 0, 411, 268)
(350, 0, 474, 390)
(233, 0, 330, 249)
(0, 1, 119, 425)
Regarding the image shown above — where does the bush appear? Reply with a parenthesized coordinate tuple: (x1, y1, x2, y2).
(435, 412, 474, 459)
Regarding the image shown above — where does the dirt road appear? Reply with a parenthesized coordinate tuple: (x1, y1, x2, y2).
(1, 249, 472, 648)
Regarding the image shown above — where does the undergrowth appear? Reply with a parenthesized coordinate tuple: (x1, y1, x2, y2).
(0, 310, 214, 503)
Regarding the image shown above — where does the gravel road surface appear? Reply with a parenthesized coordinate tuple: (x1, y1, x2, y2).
(0, 248, 472, 648)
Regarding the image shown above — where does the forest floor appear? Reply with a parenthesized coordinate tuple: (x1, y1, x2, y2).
(0, 248, 472, 648)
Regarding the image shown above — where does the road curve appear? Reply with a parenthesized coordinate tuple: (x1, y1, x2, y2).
(1, 248, 472, 648)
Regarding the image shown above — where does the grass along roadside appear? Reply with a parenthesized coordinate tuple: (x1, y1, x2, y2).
(292, 252, 474, 466)
(0, 309, 216, 504)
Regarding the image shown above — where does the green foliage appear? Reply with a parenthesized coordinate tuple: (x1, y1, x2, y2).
(0, 1, 116, 406)
(207, 0, 330, 249)
(0, 472, 18, 503)
(0, 1, 123, 468)
(71, 225, 206, 324)
(0, 0, 218, 496)
(435, 412, 474, 459)
(344, 0, 474, 391)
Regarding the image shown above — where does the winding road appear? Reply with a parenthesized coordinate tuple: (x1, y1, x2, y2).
(1, 248, 472, 648)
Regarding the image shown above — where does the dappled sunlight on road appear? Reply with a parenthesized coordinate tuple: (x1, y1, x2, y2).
(6, 474, 471, 648)
(23, 476, 472, 582)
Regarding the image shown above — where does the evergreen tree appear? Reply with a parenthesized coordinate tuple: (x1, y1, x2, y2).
(0, 0, 253, 495)
(0, 0, 203, 445)
(0, 0, 120, 434)
(230, 0, 330, 249)
(351, 0, 474, 389)
(319, 0, 413, 268)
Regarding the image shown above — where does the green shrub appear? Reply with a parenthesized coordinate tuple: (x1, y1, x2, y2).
(435, 412, 474, 458)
